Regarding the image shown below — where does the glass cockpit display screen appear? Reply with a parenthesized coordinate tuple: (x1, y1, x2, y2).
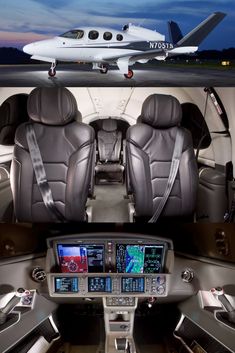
(57, 244, 104, 273)
(88, 277, 112, 293)
(116, 244, 165, 273)
(121, 277, 145, 293)
(55, 277, 78, 293)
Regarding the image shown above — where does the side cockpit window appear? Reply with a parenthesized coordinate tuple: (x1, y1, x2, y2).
(88, 30, 99, 40)
(60, 30, 84, 39)
(103, 32, 112, 41)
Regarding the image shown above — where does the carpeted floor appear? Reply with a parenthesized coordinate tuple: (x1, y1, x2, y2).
(88, 184, 130, 222)
(136, 344, 169, 353)
(57, 343, 103, 353)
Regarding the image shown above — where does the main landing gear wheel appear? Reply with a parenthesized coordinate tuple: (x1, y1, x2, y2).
(48, 63, 56, 77)
(100, 66, 108, 74)
(48, 68, 56, 77)
(124, 69, 134, 79)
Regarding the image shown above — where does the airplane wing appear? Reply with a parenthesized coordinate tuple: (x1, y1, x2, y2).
(102, 48, 174, 74)
(102, 46, 197, 68)
(102, 46, 198, 73)
(103, 48, 166, 63)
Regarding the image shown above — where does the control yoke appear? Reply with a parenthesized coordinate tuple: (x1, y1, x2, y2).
(211, 287, 235, 324)
(0, 288, 28, 325)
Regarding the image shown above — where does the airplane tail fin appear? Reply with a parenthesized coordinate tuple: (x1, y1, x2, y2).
(174, 12, 226, 47)
(168, 21, 183, 45)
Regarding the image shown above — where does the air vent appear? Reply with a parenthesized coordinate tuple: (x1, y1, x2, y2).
(31, 267, 46, 282)
(181, 268, 194, 283)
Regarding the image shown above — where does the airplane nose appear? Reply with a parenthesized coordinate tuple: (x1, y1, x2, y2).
(23, 43, 34, 55)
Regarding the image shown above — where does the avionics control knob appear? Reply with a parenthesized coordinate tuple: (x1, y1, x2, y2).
(181, 268, 194, 283)
(157, 276, 165, 285)
(157, 285, 165, 295)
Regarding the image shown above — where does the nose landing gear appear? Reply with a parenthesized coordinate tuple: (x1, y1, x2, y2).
(99, 65, 108, 74)
(124, 69, 134, 79)
(48, 62, 57, 77)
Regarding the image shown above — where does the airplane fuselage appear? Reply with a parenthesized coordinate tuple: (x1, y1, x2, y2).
(23, 26, 172, 64)
(25, 39, 175, 63)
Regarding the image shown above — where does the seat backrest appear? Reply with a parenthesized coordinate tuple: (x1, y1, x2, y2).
(10, 87, 95, 222)
(97, 119, 122, 162)
(126, 94, 198, 220)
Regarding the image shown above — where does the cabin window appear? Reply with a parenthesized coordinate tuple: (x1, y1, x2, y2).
(60, 30, 84, 39)
(103, 32, 112, 41)
(116, 34, 123, 41)
(89, 30, 99, 40)
(181, 103, 211, 150)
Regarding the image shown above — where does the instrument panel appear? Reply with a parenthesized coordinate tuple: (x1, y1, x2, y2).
(49, 273, 167, 297)
(46, 233, 173, 298)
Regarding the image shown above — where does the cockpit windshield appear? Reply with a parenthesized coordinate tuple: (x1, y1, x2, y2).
(59, 30, 84, 39)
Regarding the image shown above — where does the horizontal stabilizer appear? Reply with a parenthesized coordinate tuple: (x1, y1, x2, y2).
(168, 21, 183, 45)
(176, 12, 226, 47)
(169, 46, 198, 55)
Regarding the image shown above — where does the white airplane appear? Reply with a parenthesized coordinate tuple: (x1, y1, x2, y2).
(23, 12, 226, 79)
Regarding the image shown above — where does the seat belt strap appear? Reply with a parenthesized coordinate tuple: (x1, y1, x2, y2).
(26, 124, 65, 222)
(148, 128, 184, 223)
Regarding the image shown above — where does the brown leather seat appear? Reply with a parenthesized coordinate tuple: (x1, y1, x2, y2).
(10, 87, 95, 222)
(126, 94, 198, 221)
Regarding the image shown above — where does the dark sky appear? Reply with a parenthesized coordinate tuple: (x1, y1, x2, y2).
(0, 0, 234, 49)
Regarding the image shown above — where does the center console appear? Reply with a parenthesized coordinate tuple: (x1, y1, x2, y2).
(46, 233, 174, 352)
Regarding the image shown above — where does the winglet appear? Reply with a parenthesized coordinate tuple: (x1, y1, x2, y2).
(176, 12, 226, 47)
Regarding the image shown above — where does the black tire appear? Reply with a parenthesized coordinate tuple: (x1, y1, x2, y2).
(124, 69, 134, 79)
(48, 68, 56, 77)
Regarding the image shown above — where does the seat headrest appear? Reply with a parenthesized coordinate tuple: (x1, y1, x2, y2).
(102, 119, 117, 132)
(141, 94, 182, 128)
(27, 87, 79, 126)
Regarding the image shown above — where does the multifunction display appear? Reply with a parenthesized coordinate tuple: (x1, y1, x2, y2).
(55, 277, 78, 293)
(116, 244, 164, 273)
(121, 277, 145, 293)
(57, 244, 104, 273)
(88, 277, 112, 292)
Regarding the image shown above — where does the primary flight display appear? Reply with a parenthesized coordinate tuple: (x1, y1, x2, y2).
(56, 242, 165, 274)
